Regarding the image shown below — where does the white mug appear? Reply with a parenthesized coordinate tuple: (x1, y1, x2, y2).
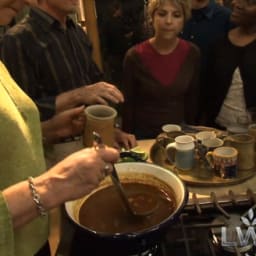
(166, 135, 195, 170)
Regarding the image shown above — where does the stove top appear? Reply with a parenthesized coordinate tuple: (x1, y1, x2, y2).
(160, 189, 256, 256)
(57, 189, 256, 256)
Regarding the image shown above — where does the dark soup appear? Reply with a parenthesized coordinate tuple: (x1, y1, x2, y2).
(79, 182, 176, 234)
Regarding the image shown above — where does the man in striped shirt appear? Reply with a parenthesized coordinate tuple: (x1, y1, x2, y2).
(0, 0, 136, 148)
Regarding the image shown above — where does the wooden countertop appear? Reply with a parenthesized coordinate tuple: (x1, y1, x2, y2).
(47, 138, 256, 197)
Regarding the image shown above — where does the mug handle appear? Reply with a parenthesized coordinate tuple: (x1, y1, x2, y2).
(223, 136, 234, 146)
(205, 152, 214, 169)
(156, 134, 174, 148)
(166, 142, 177, 164)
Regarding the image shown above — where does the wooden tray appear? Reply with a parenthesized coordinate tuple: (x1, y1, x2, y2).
(181, 125, 227, 138)
(150, 139, 256, 187)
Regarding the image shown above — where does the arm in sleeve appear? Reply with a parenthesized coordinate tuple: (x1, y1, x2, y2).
(0, 193, 14, 255)
(0, 35, 55, 120)
(79, 29, 105, 83)
(184, 47, 201, 125)
(121, 49, 136, 133)
(201, 41, 227, 127)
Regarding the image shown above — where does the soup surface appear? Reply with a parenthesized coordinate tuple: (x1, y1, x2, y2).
(79, 182, 176, 234)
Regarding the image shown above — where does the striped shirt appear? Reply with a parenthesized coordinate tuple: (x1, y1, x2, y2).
(0, 7, 103, 120)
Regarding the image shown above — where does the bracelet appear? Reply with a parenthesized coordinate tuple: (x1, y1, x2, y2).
(28, 176, 47, 216)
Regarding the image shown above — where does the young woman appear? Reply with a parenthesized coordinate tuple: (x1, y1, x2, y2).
(203, 0, 256, 128)
(122, 0, 200, 139)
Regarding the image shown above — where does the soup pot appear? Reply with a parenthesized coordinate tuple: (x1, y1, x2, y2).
(65, 162, 188, 255)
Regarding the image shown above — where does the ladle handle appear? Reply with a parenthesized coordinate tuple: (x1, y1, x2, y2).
(92, 131, 134, 215)
(93, 131, 104, 148)
(110, 166, 134, 215)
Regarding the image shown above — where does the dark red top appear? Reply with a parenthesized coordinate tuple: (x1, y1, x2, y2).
(135, 39, 191, 86)
(122, 39, 200, 139)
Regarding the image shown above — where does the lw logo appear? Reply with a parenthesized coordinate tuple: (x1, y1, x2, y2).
(221, 206, 256, 255)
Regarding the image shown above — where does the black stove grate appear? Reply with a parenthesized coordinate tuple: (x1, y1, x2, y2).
(159, 189, 256, 256)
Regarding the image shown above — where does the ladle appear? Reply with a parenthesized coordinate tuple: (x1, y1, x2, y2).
(93, 131, 158, 217)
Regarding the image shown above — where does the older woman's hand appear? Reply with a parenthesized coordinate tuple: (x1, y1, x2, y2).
(3, 145, 119, 228)
(38, 146, 120, 206)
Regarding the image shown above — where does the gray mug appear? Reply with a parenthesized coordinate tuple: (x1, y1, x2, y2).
(224, 134, 255, 170)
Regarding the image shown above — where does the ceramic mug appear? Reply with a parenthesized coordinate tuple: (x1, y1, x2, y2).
(83, 105, 117, 147)
(166, 135, 195, 170)
(157, 124, 184, 147)
(224, 134, 255, 170)
(226, 125, 248, 135)
(161, 124, 184, 138)
(195, 131, 216, 143)
(248, 124, 256, 151)
(202, 138, 224, 151)
(162, 124, 182, 133)
(206, 146, 238, 179)
(197, 138, 224, 162)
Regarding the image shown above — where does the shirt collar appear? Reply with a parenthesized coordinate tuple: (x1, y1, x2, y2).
(29, 7, 76, 31)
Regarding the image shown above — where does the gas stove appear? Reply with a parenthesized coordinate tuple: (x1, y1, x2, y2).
(57, 189, 256, 256)
(157, 189, 256, 256)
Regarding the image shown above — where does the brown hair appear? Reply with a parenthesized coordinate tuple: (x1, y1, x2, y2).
(148, 0, 191, 22)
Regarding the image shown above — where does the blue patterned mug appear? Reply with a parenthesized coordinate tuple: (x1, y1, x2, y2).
(206, 146, 238, 179)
